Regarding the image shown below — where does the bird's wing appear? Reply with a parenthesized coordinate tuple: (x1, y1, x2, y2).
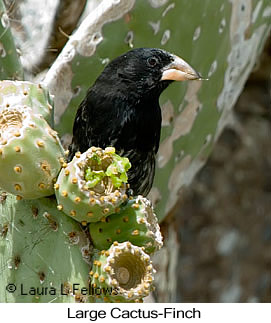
(70, 89, 139, 156)
(124, 148, 156, 196)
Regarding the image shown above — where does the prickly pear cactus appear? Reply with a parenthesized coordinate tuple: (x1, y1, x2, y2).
(89, 196, 163, 254)
(0, 191, 92, 303)
(0, 80, 54, 125)
(0, 78, 161, 303)
(0, 86, 64, 199)
(0, 0, 270, 304)
(54, 147, 130, 223)
(90, 241, 155, 302)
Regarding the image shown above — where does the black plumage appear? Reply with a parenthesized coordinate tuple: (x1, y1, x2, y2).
(68, 48, 200, 196)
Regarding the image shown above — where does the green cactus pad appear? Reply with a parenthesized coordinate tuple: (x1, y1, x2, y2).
(0, 190, 92, 303)
(0, 80, 54, 126)
(89, 196, 163, 254)
(90, 241, 155, 302)
(54, 147, 130, 224)
(0, 105, 64, 199)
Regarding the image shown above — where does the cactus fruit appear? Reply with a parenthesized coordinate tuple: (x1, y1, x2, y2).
(90, 241, 155, 302)
(89, 196, 163, 254)
(0, 80, 54, 126)
(0, 105, 64, 199)
(54, 147, 131, 224)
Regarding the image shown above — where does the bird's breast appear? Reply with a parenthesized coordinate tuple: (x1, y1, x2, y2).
(131, 100, 162, 152)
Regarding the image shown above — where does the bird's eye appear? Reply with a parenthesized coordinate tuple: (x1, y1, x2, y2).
(147, 57, 158, 67)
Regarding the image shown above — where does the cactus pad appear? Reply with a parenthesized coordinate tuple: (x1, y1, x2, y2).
(54, 147, 130, 223)
(90, 241, 155, 302)
(0, 190, 92, 303)
(89, 196, 163, 254)
(0, 80, 54, 126)
(0, 105, 64, 199)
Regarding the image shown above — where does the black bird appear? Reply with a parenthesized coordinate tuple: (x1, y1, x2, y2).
(68, 48, 200, 196)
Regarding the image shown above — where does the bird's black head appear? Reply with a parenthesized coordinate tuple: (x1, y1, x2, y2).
(97, 48, 200, 99)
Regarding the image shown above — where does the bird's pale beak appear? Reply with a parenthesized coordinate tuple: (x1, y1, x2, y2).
(161, 54, 201, 81)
